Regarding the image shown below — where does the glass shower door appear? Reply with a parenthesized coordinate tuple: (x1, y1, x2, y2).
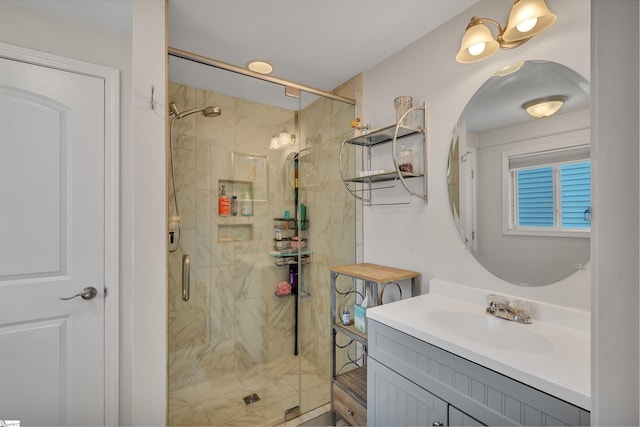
(296, 89, 357, 416)
(167, 59, 356, 426)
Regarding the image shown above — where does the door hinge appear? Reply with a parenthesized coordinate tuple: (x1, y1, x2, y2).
(104, 287, 108, 297)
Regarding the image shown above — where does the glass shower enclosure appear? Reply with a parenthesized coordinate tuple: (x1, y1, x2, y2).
(166, 56, 357, 426)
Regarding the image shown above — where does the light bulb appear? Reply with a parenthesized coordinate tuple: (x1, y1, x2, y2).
(278, 132, 292, 147)
(468, 42, 486, 56)
(269, 135, 281, 150)
(516, 17, 538, 33)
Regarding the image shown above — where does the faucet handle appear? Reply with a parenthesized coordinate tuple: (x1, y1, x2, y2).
(513, 299, 530, 317)
(486, 293, 509, 308)
(485, 294, 497, 312)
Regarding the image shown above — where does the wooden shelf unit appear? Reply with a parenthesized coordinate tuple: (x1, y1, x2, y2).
(330, 263, 419, 425)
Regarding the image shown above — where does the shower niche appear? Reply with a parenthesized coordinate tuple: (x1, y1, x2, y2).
(217, 179, 254, 243)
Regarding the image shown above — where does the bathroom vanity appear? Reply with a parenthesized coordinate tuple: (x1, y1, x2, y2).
(366, 280, 591, 426)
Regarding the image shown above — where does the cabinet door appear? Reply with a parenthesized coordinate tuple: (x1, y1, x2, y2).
(368, 358, 447, 427)
(449, 405, 485, 426)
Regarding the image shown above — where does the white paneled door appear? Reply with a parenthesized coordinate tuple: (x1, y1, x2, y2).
(0, 54, 108, 426)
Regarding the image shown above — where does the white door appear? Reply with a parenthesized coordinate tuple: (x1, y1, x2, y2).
(0, 56, 106, 426)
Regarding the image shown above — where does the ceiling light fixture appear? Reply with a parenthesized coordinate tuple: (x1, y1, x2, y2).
(456, 0, 557, 64)
(492, 60, 525, 77)
(522, 95, 567, 118)
(248, 60, 273, 75)
(269, 129, 296, 150)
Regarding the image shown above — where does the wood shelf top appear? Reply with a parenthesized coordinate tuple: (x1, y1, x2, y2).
(334, 322, 368, 342)
(335, 366, 367, 401)
(330, 263, 419, 284)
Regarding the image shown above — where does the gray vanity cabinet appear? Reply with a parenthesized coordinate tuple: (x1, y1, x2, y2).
(368, 358, 448, 426)
(367, 320, 591, 426)
(448, 406, 484, 426)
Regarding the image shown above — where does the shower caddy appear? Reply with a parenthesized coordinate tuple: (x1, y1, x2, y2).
(339, 102, 428, 205)
(268, 150, 313, 356)
(329, 263, 420, 426)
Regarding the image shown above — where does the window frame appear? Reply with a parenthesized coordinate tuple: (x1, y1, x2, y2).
(502, 142, 591, 238)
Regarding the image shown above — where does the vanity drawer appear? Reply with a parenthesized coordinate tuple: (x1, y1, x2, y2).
(333, 383, 366, 426)
(368, 320, 590, 426)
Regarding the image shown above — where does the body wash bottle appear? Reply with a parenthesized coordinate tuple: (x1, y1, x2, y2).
(218, 185, 229, 216)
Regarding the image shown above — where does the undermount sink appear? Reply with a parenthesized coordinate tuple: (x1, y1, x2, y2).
(427, 310, 554, 353)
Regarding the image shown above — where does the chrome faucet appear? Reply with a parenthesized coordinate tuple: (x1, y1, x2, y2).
(486, 295, 532, 324)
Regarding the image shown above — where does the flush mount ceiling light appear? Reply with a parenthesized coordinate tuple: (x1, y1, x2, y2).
(247, 60, 273, 74)
(492, 60, 525, 77)
(456, 0, 557, 64)
(522, 95, 567, 118)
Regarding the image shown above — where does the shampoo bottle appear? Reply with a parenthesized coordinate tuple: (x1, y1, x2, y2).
(218, 185, 229, 216)
(231, 195, 238, 216)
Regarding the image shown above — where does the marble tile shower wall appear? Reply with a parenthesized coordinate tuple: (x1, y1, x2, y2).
(167, 78, 357, 393)
(168, 82, 298, 391)
(298, 78, 358, 378)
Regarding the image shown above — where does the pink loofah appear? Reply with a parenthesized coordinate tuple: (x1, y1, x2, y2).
(276, 281, 292, 296)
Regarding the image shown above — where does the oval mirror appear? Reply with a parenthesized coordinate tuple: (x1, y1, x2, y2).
(448, 60, 590, 286)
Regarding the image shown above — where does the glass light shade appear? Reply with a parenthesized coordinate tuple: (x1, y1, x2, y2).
(492, 60, 525, 77)
(522, 96, 566, 118)
(502, 0, 557, 42)
(278, 132, 293, 147)
(456, 22, 500, 64)
(269, 135, 281, 150)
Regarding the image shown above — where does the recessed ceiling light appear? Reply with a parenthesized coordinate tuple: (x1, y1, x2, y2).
(248, 60, 273, 75)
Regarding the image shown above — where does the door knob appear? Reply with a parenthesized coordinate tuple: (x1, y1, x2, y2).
(60, 286, 98, 300)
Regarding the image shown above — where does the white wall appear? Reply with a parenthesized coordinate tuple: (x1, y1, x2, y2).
(362, 0, 592, 309)
(590, 1, 639, 423)
(128, 1, 168, 425)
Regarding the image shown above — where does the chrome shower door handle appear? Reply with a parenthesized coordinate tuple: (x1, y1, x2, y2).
(60, 286, 98, 300)
(182, 254, 190, 301)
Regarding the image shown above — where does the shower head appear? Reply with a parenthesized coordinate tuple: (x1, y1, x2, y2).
(169, 101, 221, 119)
(202, 106, 222, 117)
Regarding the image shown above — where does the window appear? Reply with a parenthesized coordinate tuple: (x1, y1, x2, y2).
(504, 146, 591, 237)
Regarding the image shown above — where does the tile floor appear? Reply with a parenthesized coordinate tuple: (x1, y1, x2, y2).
(168, 355, 330, 426)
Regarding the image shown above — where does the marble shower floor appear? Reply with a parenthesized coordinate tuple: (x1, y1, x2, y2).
(169, 355, 331, 426)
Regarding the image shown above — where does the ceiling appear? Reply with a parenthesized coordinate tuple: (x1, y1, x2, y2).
(167, 0, 480, 93)
(462, 60, 590, 133)
(13, 0, 588, 126)
(14, 0, 480, 94)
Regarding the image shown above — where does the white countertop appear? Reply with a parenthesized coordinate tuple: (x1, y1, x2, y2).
(366, 279, 591, 410)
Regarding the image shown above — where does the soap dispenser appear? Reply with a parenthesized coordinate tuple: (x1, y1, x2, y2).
(239, 192, 253, 216)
